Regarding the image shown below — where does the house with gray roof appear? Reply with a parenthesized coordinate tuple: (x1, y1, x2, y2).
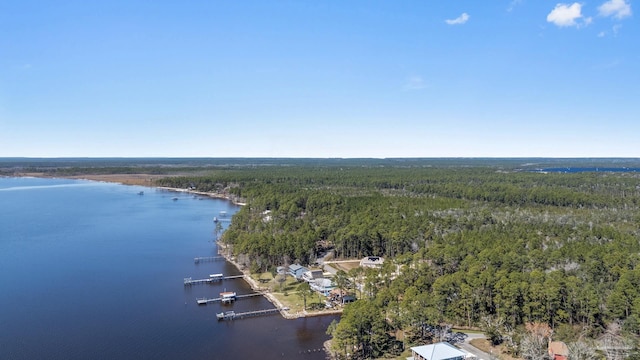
(288, 264, 308, 279)
(407, 342, 468, 360)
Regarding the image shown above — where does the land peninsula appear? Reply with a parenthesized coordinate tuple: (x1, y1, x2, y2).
(4, 157, 640, 359)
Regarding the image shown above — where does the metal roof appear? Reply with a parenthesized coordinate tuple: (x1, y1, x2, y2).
(411, 342, 467, 360)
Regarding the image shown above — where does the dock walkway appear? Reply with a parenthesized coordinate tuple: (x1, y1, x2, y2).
(184, 274, 245, 286)
(197, 292, 262, 305)
(194, 256, 224, 264)
(217, 307, 290, 321)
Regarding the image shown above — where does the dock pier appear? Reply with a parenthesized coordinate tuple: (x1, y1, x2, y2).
(183, 274, 245, 286)
(194, 256, 224, 264)
(216, 307, 289, 321)
(197, 292, 263, 305)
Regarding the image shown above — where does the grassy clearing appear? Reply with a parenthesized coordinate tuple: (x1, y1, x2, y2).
(249, 272, 326, 313)
(328, 261, 361, 272)
(469, 339, 519, 360)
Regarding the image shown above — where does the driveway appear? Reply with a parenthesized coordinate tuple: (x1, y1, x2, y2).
(456, 333, 494, 360)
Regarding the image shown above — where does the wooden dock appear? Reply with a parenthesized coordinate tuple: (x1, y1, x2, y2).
(197, 292, 262, 305)
(216, 307, 290, 321)
(194, 256, 224, 264)
(184, 274, 245, 286)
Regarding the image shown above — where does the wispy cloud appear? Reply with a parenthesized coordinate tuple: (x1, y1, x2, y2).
(445, 13, 470, 25)
(546, 3, 588, 27)
(507, 0, 524, 12)
(598, 24, 624, 37)
(598, 0, 632, 19)
(403, 76, 427, 91)
(592, 58, 622, 69)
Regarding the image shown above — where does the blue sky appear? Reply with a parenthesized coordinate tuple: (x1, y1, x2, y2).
(0, 0, 637, 158)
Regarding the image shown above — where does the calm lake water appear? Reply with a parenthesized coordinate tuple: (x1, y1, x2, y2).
(0, 177, 336, 360)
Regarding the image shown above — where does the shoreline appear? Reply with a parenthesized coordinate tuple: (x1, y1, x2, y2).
(217, 241, 343, 320)
(12, 172, 247, 206)
(14, 173, 338, 320)
(156, 186, 247, 206)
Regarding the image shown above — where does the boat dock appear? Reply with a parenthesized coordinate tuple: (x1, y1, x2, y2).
(216, 307, 289, 321)
(183, 274, 244, 286)
(194, 256, 224, 264)
(197, 292, 262, 305)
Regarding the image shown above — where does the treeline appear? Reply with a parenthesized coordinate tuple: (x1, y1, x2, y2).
(157, 164, 640, 358)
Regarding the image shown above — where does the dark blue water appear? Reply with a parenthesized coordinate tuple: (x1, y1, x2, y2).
(0, 177, 336, 359)
(535, 167, 640, 173)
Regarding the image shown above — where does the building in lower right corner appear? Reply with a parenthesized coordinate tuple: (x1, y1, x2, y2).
(408, 342, 469, 360)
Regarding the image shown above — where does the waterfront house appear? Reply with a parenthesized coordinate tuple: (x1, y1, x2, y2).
(408, 342, 468, 360)
(302, 269, 324, 282)
(288, 264, 308, 279)
(310, 278, 334, 295)
(360, 256, 385, 268)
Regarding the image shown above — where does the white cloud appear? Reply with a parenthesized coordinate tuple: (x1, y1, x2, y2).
(613, 23, 623, 34)
(508, 0, 524, 12)
(445, 13, 470, 25)
(547, 3, 584, 27)
(601, 23, 624, 36)
(598, 0, 632, 19)
(403, 76, 427, 91)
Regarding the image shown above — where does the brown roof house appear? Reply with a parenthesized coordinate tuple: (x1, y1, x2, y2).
(548, 341, 569, 360)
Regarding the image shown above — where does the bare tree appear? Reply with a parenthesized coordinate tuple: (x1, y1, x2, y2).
(593, 321, 636, 360)
(520, 323, 552, 360)
(568, 340, 598, 360)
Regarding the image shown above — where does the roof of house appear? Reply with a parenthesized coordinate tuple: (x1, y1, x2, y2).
(411, 342, 467, 360)
(289, 264, 304, 271)
(549, 341, 569, 356)
(360, 256, 385, 265)
(314, 278, 333, 287)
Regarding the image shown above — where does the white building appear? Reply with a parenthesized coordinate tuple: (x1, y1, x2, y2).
(360, 256, 385, 268)
(407, 342, 468, 360)
(302, 269, 324, 282)
(310, 278, 334, 295)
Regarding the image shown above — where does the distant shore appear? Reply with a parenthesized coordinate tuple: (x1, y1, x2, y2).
(14, 172, 248, 206)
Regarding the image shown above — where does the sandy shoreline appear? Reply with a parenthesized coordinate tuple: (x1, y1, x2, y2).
(217, 241, 343, 320)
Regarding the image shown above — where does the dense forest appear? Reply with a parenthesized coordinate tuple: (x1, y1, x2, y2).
(6, 158, 640, 359)
(155, 160, 640, 359)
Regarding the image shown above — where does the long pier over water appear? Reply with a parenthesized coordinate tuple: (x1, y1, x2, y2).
(196, 292, 263, 305)
(183, 274, 244, 286)
(193, 256, 224, 264)
(217, 307, 290, 321)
